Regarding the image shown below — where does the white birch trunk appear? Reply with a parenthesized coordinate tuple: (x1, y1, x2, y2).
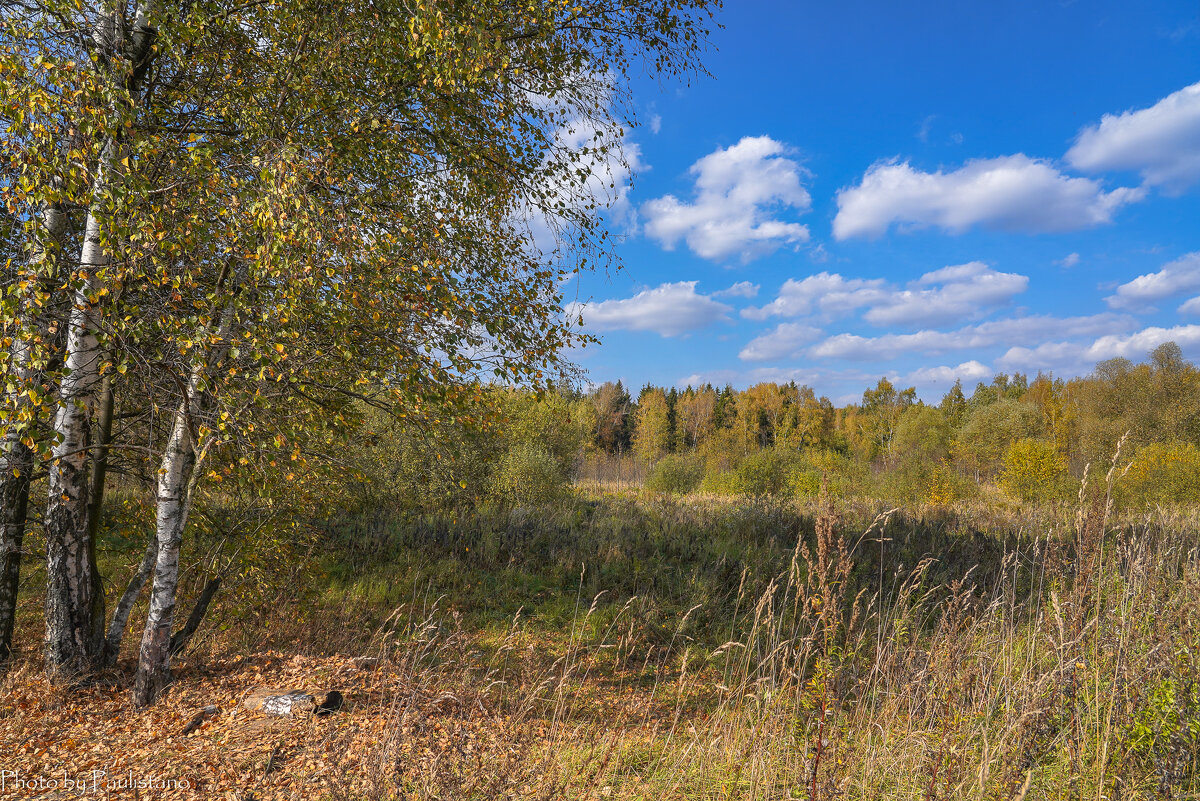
(2, 202, 68, 665)
(43, 141, 115, 678)
(132, 381, 197, 703)
(102, 539, 156, 666)
(134, 295, 235, 704)
(43, 0, 158, 680)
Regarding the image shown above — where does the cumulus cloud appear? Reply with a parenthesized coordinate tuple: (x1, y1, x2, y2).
(1067, 81, 1200, 193)
(566, 281, 731, 337)
(1086, 324, 1200, 361)
(1057, 253, 1081, 269)
(1105, 252, 1200, 311)
(806, 313, 1134, 361)
(996, 324, 1200, 374)
(643, 136, 811, 263)
(996, 341, 1093, 372)
(864, 262, 1028, 327)
(742, 272, 889, 321)
(906, 360, 992, 385)
(738, 323, 824, 362)
(712, 280, 761, 299)
(552, 122, 644, 225)
(1180, 296, 1200, 316)
(743, 262, 1027, 328)
(525, 112, 645, 253)
(833, 155, 1144, 239)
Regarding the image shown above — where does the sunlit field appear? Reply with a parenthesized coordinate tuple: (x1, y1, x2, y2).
(3, 464, 1197, 799)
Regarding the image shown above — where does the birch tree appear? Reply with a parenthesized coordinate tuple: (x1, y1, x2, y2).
(633, 388, 670, 464)
(1, 9, 110, 667)
(677, 387, 716, 450)
(40, 1, 157, 679)
(0, 206, 69, 666)
(8, 0, 718, 699)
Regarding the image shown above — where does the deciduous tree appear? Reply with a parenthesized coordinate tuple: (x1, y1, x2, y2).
(3, 0, 720, 700)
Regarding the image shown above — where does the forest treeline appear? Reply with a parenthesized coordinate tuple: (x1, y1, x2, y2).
(379, 341, 1200, 511)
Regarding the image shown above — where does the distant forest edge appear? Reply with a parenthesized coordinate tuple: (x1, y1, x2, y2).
(374, 341, 1200, 511)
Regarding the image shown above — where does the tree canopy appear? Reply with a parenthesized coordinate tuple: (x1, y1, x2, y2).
(1, 0, 721, 700)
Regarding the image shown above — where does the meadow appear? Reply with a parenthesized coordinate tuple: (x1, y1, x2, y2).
(2, 461, 1196, 800)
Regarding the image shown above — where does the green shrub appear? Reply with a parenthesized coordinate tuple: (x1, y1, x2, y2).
(1127, 672, 1200, 776)
(731, 447, 802, 497)
(876, 457, 976, 505)
(488, 443, 567, 506)
(789, 450, 866, 499)
(644, 454, 704, 495)
(954, 399, 1044, 479)
(926, 459, 974, 505)
(698, 467, 739, 495)
(496, 389, 590, 478)
(878, 460, 932, 504)
(697, 427, 752, 478)
(789, 467, 821, 498)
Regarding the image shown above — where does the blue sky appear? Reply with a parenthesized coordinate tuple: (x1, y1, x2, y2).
(562, 0, 1200, 403)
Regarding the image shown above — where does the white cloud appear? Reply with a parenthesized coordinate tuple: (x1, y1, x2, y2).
(833, 155, 1144, 239)
(1067, 81, 1200, 193)
(526, 109, 644, 253)
(738, 367, 832, 385)
(566, 281, 731, 337)
(739, 323, 824, 362)
(742, 272, 889, 321)
(997, 324, 1200, 374)
(1180, 296, 1200, 316)
(906, 360, 992, 385)
(864, 262, 1027, 327)
(650, 114, 662, 135)
(1106, 252, 1200, 311)
(552, 122, 644, 225)
(1086, 324, 1200, 361)
(996, 342, 1092, 373)
(678, 366, 869, 391)
(643, 136, 811, 263)
(1057, 252, 1081, 269)
(743, 262, 1027, 328)
(712, 280, 760, 299)
(678, 369, 741, 388)
(917, 114, 937, 143)
(807, 313, 1134, 361)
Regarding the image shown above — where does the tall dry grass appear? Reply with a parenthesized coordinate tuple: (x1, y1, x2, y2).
(329, 454, 1198, 800)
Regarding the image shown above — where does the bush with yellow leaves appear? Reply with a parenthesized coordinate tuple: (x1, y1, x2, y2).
(999, 438, 1073, 503)
(1118, 441, 1200, 508)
